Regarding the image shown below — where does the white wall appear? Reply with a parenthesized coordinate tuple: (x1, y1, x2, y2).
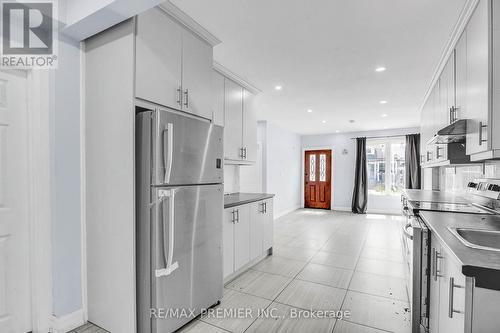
(262, 121, 302, 218)
(49, 35, 82, 317)
(301, 127, 419, 214)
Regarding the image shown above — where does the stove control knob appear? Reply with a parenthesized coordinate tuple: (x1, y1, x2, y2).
(488, 184, 500, 192)
(467, 182, 478, 188)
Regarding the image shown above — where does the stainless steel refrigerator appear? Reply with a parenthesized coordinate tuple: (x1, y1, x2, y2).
(136, 106, 224, 333)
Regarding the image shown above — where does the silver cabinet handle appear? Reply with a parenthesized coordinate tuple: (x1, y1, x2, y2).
(231, 210, 235, 223)
(236, 209, 239, 223)
(432, 248, 444, 281)
(239, 147, 244, 159)
(156, 189, 179, 277)
(479, 121, 487, 145)
(163, 123, 174, 183)
(448, 277, 464, 318)
(403, 222, 413, 240)
(264, 202, 267, 213)
(177, 86, 182, 106)
(259, 202, 265, 214)
(243, 147, 247, 159)
(183, 89, 189, 108)
(449, 107, 454, 124)
(436, 146, 443, 159)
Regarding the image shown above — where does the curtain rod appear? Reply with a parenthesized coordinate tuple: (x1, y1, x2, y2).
(350, 133, 419, 140)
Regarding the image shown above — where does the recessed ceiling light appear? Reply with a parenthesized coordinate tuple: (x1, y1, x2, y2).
(335, 130, 340, 133)
(375, 67, 386, 72)
(322, 120, 327, 124)
(381, 113, 388, 117)
(307, 109, 313, 113)
(274, 85, 282, 91)
(380, 100, 387, 104)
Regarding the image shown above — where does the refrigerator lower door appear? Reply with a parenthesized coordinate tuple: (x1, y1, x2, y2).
(136, 108, 223, 186)
(139, 184, 223, 333)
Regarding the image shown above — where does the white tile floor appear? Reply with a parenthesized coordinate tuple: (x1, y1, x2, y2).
(73, 209, 411, 333)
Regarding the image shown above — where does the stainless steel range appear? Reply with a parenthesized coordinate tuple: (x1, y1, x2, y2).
(401, 179, 500, 333)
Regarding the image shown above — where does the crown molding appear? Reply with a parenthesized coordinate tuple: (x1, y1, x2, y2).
(419, 0, 480, 111)
(213, 61, 262, 94)
(158, 1, 221, 47)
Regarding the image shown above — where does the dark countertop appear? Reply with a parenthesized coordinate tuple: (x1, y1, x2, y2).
(224, 192, 275, 209)
(402, 189, 469, 204)
(419, 211, 500, 290)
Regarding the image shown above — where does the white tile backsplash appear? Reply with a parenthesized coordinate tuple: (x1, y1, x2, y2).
(439, 161, 500, 193)
(224, 164, 240, 194)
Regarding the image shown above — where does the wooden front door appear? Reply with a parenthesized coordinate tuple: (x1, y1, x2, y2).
(304, 150, 331, 209)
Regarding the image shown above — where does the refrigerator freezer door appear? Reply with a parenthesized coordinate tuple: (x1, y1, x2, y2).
(138, 108, 223, 186)
(137, 184, 223, 333)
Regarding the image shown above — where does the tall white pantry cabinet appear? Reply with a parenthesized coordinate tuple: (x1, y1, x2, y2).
(84, 6, 220, 333)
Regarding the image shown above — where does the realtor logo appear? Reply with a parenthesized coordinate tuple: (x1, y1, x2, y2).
(1, 0, 58, 68)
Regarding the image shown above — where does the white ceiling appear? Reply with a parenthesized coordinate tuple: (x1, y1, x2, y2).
(171, 0, 467, 135)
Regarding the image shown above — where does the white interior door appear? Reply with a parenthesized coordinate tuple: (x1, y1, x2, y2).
(0, 70, 32, 333)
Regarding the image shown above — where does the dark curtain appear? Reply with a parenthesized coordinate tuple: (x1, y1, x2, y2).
(405, 134, 421, 189)
(352, 137, 367, 214)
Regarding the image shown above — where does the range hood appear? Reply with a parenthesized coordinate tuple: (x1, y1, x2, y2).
(427, 119, 467, 145)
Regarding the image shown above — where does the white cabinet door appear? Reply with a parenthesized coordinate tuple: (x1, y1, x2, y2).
(234, 205, 250, 271)
(212, 71, 225, 126)
(262, 199, 274, 252)
(182, 30, 213, 120)
(224, 79, 243, 160)
(135, 8, 182, 109)
(438, 246, 466, 333)
(249, 201, 264, 260)
(455, 31, 467, 122)
(466, 0, 490, 155)
(429, 233, 441, 333)
(242, 89, 258, 162)
(223, 208, 235, 278)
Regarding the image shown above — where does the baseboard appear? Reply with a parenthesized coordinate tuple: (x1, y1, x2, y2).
(49, 309, 85, 333)
(332, 206, 351, 212)
(274, 205, 300, 219)
(367, 209, 401, 216)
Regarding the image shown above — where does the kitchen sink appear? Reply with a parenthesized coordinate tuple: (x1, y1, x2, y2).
(448, 227, 500, 252)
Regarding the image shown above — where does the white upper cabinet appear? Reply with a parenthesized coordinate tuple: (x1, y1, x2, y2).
(224, 79, 244, 160)
(135, 8, 183, 110)
(182, 30, 213, 119)
(212, 70, 225, 126)
(242, 89, 258, 162)
(135, 7, 213, 120)
(455, 31, 467, 122)
(466, 0, 490, 156)
(222, 77, 258, 163)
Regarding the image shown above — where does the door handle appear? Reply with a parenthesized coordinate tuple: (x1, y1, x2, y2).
(479, 122, 487, 145)
(156, 189, 179, 277)
(163, 123, 174, 183)
(183, 89, 189, 108)
(448, 277, 464, 318)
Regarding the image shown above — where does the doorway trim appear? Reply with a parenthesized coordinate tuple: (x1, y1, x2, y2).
(26, 69, 53, 332)
(301, 146, 335, 210)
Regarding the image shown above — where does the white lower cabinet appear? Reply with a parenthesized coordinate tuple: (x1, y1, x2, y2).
(223, 198, 274, 280)
(262, 199, 274, 252)
(429, 233, 466, 333)
(234, 205, 250, 271)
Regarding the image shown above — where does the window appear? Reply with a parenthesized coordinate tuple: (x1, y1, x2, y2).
(309, 154, 316, 181)
(367, 138, 405, 195)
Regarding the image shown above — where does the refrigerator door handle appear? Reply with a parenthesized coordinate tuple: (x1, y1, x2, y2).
(155, 189, 179, 277)
(163, 123, 174, 183)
